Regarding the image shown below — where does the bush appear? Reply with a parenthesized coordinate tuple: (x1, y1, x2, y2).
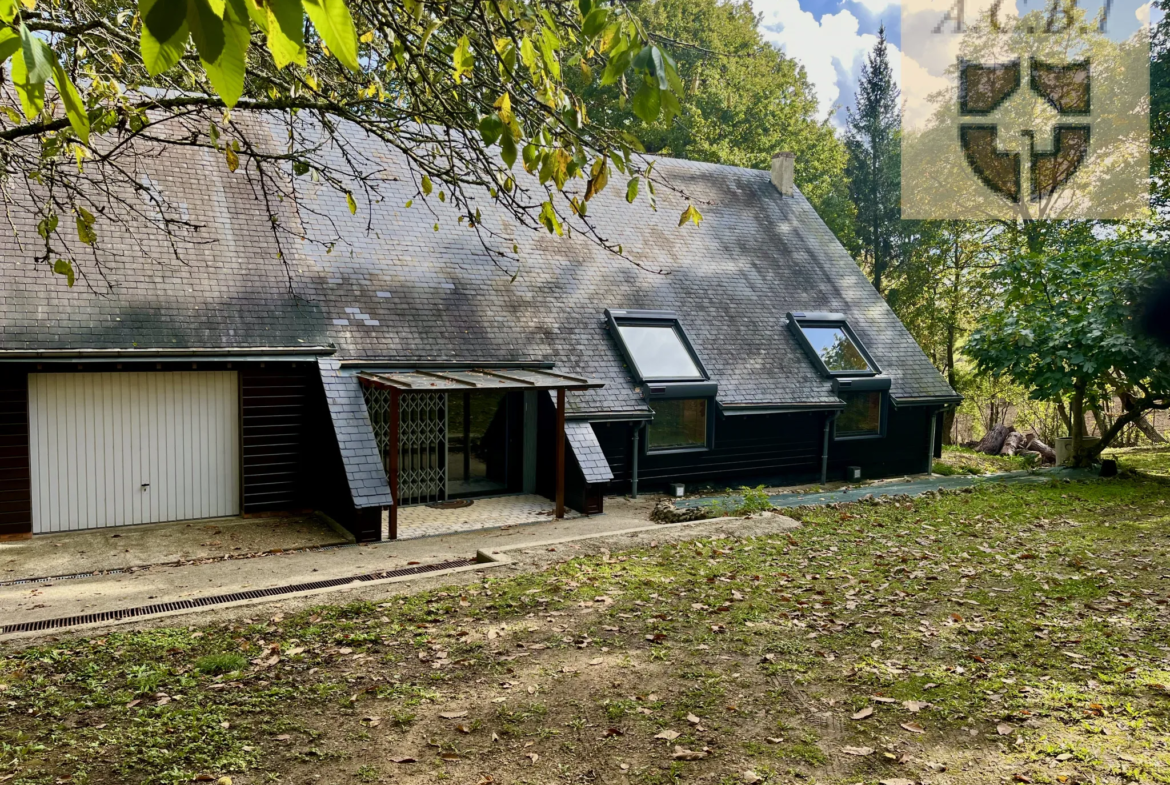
(710, 485, 773, 517)
(194, 653, 247, 675)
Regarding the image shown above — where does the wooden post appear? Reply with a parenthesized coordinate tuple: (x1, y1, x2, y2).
(388, 388, 400, 540)
(555, 388, 565, 519)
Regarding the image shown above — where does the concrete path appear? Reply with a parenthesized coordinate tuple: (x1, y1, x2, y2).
(0, 514, 347, 583)
(0, 496, 689, 638)
(677, 466, 1096, 510)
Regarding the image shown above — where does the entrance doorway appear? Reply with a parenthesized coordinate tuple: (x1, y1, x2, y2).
(446, 390, 523, 498)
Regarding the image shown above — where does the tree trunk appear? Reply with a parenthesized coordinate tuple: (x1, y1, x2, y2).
(942, 322, 957, 445)
(1069, 382, 1090, 467)
(1119, 389, 1166, 443)
(1090, 407, 1108, 438)
(1023, 434, 1056, 462)
(1000, 431, 1027, 456)
(977, 423, 1013, 455)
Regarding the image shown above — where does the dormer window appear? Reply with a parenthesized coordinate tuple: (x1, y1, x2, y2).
(607, 309, 717, 454)
(787, 312, 880, 377)
(789, 312, 889, 440)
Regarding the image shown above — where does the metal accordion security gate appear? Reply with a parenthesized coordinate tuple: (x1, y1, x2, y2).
(362, 387, 447, 505)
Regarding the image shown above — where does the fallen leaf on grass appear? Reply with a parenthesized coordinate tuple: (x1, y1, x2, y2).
(900, 721, 925, 734)
(389, 757, 416, 764)
(742, 771, 763, 784)
(125, 699, 141, 709)
(879, 779, 916, 785)
(274, 734, 292, 741)
(851, 707, 874, 720)
(872, 696, 896, 703)
(902, 700, 929, 713)
(997, 723, 1013, 735)
(842, 746, 874, 756)
(672, 745, 707, 761)
(456, 724, 472, 734)
(193, 776, 216, 782)
(526, 752, 539, 764)
(655, 730, 680, 740)
(765, 737, 783, 744)
(216, 779, 232, 785)
(439, 711, 469, 719)
(362, 716, 382, 727)
(686, 713, 702, 725)
(589, 658, 604, 666)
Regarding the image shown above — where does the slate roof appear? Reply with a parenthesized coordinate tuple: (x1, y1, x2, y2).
(564, 419, 615, 484)
(0, 114, 956, 417)
(318, 358, 394, 509)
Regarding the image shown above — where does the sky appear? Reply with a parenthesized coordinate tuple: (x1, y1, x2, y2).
(751, 0, 902, 129)
(754, 0, 1160, 130)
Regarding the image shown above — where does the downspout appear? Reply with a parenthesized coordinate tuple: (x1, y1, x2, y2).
(820, 411, 839, 485)
(926, 407, 939, 474)
(631, 423, 641, 498)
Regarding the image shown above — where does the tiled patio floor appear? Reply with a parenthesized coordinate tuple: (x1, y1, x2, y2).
(388, 494, 583, 540)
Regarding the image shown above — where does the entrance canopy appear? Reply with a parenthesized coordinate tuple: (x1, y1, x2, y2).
(356, 367, 604, 392)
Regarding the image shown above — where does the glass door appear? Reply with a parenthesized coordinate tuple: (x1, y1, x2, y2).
(447, 390, 521, 498)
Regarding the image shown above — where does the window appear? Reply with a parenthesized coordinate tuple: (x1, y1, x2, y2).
(615, 322, 704, 381)
(835, 391, 883, 438)
(800, 327, 872, 373)
(648, 398, 708, 451)
(787, 312, 880, 378)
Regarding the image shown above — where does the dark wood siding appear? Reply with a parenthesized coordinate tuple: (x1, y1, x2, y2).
(0, 370, 31, 536)
(240, 365, 315, 513)
(827, 405, 933, 480)
(596, 412, 823, 495)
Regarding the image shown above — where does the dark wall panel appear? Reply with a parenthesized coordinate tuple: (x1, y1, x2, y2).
(827, 405, 932, 480)
(596, 412, 823, 495)
(240, 365, 315, 513)
(0, 370, 31, 536)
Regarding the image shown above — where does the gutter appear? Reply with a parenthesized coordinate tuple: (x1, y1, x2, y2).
(339, 360, 556, 370)
(891, 394, 963, 407)
(0, 346, 336, 361)
(820, 410, 841, 484)
(719, 401, 845, 416)
(571, 411, 653, 422)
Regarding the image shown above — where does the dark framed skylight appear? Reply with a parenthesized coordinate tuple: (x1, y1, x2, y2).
(606, 310, 714, 393)
(787, 312, 880, 378)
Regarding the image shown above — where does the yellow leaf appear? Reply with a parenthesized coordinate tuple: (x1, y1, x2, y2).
(678, 204, 703, 227)
(360, 30, 374, 43)
(19, 0, 34, 10)
(225, 146, 239, 172)
(346, 191, 357, 214)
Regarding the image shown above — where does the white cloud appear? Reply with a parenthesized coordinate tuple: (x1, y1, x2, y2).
(849, 0, 896, 14)
(751, 0, 901, 126)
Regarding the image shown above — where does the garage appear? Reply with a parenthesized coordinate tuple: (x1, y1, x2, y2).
(27, 371, 240, 533)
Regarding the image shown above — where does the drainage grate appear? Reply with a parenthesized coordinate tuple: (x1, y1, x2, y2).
(0, 557, 480, 635)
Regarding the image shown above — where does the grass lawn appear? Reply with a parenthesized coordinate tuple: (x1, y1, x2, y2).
(933, 445, 1039, 476)
(2, 455, 1169, 784)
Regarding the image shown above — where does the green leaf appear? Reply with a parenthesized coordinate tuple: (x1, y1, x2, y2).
(478, 114, 503, 147)
(678, 204, 703, 227)
(519, 37, 537, 71)
(10, 50, 44, 120)
(539, 201, 562, 236)
(452, 34, 474, 83)
(500, 132, 517, 169)
(631, 79, 661, 123)
(292, 159, 310, 176)
(600, 42, 634, 86)
(538, 27, 560, 80)
(19, 23, 52, 84)
(140, 0, 189, 75)
(264, 0, 306, 68)
(626, 177, 639, 203)
(52, 259, 75, 287)
(52, 58, 90, 144)
(0, 0, 16, 23)
(186, 0, 225, 65)
(198, 0, 250, 107)
(582, 7, 608, 39)
(36, 212, 58, 241)
(421, 175, 433, 195)
(75, 208, 96, 245)
(346, 191, 357, 214)
(0, 28, 21, 65)
(303, 0, 360, 72)
(521, 143, 539, 172)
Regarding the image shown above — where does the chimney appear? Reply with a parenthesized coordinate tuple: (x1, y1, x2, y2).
(770, 151, 795, 197)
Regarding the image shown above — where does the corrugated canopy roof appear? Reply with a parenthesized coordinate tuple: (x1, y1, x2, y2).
(356, 367, 603, 392)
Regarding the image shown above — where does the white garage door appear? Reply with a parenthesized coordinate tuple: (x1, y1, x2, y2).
(28, 371, 240, 533)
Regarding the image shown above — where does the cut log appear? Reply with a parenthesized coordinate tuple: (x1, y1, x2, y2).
(1023, 435, 1056, 463)
(1000, 431, 1027, 456)
(977, 424, 1013, 455)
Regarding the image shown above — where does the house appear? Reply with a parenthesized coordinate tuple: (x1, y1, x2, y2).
(0, 118, 959, 542)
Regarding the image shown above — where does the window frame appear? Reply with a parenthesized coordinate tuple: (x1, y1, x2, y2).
(607, 309, 711, 384)
(831, 386, 888, 441)
(645, 397, 715, 455)
(787, 312, 881, 379)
